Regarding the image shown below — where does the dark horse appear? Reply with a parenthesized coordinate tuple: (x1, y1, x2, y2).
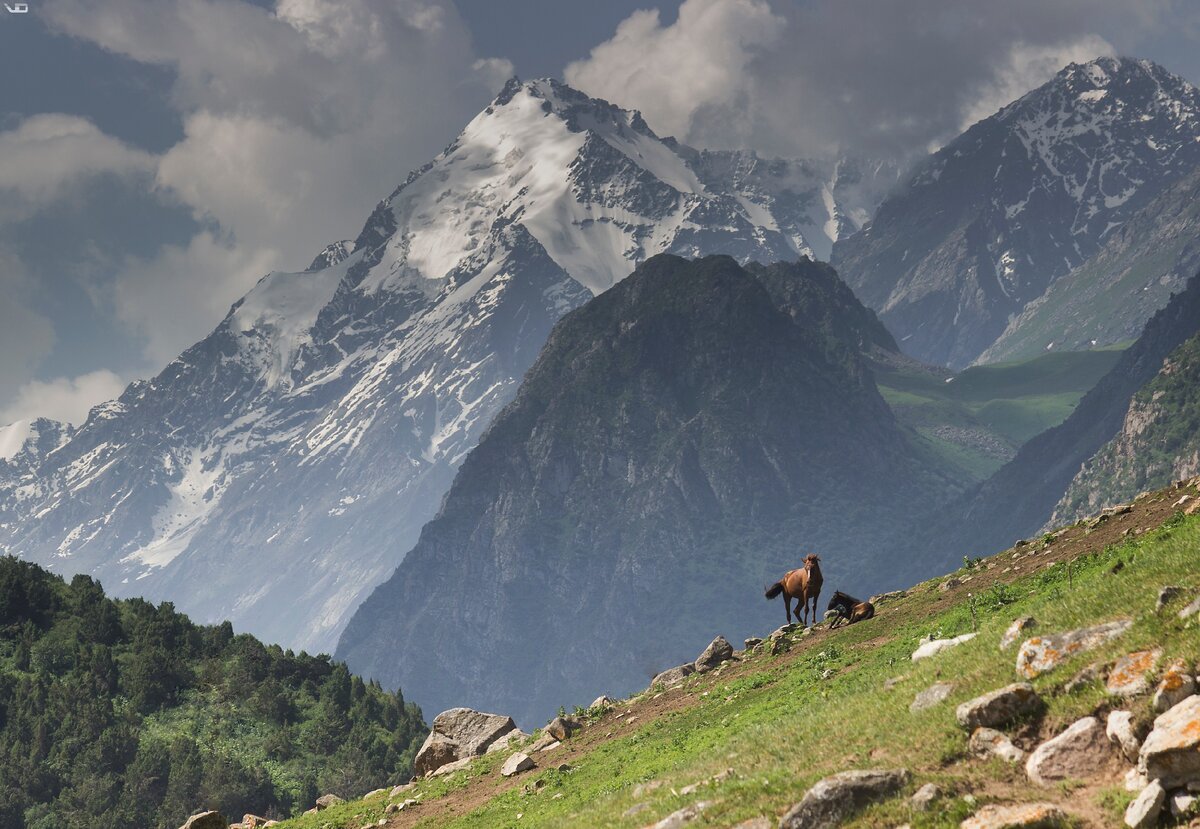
(825, 591, 875, 628)
(764, 554, 823, 626)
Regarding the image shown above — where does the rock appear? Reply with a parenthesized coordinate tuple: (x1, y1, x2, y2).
(883, 675, 907, 691)
(1152, 658, 1196, 713)
(959, 803, 1070, 828)
(389, 783, 414, 798)
(969, 727, 1026, 763)
(314, 794, 343, 810)
(1000, 617, 1036, 651)
(1106, 710, 1142, 763)
(940, 577, 963, 592)
(910, 681, 955, 713)
(485, 728, 529, 754)
(694, 636, 734, 673)
(180, 813, 227, 829)
(1063, 662, 1106, 693)
(652, 663, 695, 688)
(1179, 596, 1200, 620)
(778, 768, 910, 828)
(912, 633, 977, 661)
(529, 732, 559, 752)
(956, 683, 1043, 730)
(590, 695, 615, 709)
(870, 590, 906, 604)
(413, 708, 518, 776)
(1123, 780, 1165, 828)
(1157, 586, 1185, 612)
(1015, 619, 1132, 679)
(545, 716, 581, 741)
(644, 801, 710, 828)
(240, 816, 269, 828)
(500, 752, 535, 777)
(744, 637, 763, 650)
(1125, 768, 1150, 792)
(730, 818, 771, 829)
(1139, 694, 1200, 787)
(770, 623, 802, 639)
(1025, 717, 1114, 786)
(624, 803, 651, 818)
(431, 757, 474, 776)
(536, 739, 561, 753)
(1169, 790, 1198, 820)
(911, 782, 940, 811)
(1106, 649, 1162, 698)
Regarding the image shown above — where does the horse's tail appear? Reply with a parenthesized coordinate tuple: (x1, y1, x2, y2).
(764, 581, 784, 600)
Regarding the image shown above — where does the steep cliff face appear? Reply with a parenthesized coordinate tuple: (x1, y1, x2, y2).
(337, 255, 950, 725)
(916, 273, 1200, 562)
(833, 57, 1200, 368)
(1052, 334, 1200, 523)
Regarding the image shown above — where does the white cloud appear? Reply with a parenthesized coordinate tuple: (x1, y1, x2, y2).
(0, 370, 127, 427)
(0, 249, 56, 401)
(0, 114, 155, 219)
(565, 0, 783, 141)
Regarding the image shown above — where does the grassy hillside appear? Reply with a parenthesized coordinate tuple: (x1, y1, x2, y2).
(283, 479, 1200, 829)
(0, 561, 427, 828)
(877, 347, 1126, 482)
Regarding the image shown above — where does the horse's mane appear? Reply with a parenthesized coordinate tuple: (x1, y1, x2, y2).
(831, 590, 862, 604)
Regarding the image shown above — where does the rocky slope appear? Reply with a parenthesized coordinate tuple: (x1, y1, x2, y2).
(915, 272, 1200, 563)
(336, 254, 956, 725)
(0, 79, 872, 654)
(1052, 333, 1200, 523)
(833, 56, 1200, 368)
(980, 164, 1200, 364)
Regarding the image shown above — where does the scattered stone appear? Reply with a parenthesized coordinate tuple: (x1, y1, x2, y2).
(180, 813, 227, 829)
(729, 818, 771, 829)
(959, 803, 1070, 828)
(430, 757, 473, 776)
(389, 783, 414, 799)
(883, 675, 907, 691)
(744, 637, 763, 650)
(1106, 649, 1162, 698)
(1015, 619, 1132, 679)
(1000, 617, 1036, 651)
(1063, 662, 1106, 693)
(644, 801, 710, 828)
(1169, 790, 1198, 820)
(545, 716, 581, 741)
(590, 695, 615, 709)
(1124, 780, 1165, 829)
(778, 768, 910, 829)
(912, 633, 977, 661)
(314, 794, 343, 810)
(1139, 694, 1200, 787)
(911, 782, 941, 811)
(1157, 586, 1186, 612)
(870, 590, 906, 603)
(485, 728, 529, 754)
(1125, 768, 1150, 792)
(1152, 658, 1196, 713)
(1106, 710, 1142, 763)
(501, 752, 535, 777)
(412, 708, 518, 776)
(939, 578, 963, 592)
(1179, 596, 1200, 620)
(910, 681, 955, 713)
(694, 636, 734, 673)
(240, 816, 269, 828)
(969, 727, 1026, 763)
(529, 732, 559, 752)
(651, 664, 695, 689)
(1025, 717, 1114, 786)
(956, 683, 1043, 730)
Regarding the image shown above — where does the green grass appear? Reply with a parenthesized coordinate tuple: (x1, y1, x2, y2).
(276, 506, 1200, 829)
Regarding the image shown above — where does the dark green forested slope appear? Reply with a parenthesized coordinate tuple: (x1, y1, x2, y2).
(0, 557, 427, 829)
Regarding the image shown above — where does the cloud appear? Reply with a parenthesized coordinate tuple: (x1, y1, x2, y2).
(565, 0, 1183, 161)
(0, 114, 155, 220)
(0, 249, 56, 403)
(35, 0, 509, 368)
(0, 370, 127, 427)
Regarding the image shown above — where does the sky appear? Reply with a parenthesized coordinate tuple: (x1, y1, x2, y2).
(1, 0, 1199, 427)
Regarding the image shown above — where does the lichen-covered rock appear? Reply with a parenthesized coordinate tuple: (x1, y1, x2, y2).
(1000, 617, 1036, 651)
(1015, 619, 1132, 679)
(1025, 717, 1114, 785)
(970, 727, 1026, 763)
(956, 683, 1042, 730)
(1151, 658, 1196, 713)
(1105, 649, 1162, 698)
(694, 636, 735, 673)
(1138, 694, 1200, 787)
(1106, 710, 1142, 763)
(910, 681, 955, 713)
(778, 768, 910, 828)
(1123, 780, 1165, 829)
(959, 802, 1070, 828)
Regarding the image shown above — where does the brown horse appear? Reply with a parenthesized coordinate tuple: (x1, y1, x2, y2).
(764, 554, 824, 626)
(825, 591, 875, 628)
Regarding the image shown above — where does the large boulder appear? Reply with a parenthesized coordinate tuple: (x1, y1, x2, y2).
(314, 794, 343, 810)
(412, 708, 518, 777)
(1014, 619, 1131, 679)
(956, 683, 1042, 730)
(651, 664, 695, 689)
(1025, 717, 1115, 786)
(959, 803, 1070, 828)
(778, 768, 910, 828)
(1138, 694, 1200, 787)
(180, 813, 227, 829)
(1105, 650, 1161, 698)
(694, 636, 734, 673)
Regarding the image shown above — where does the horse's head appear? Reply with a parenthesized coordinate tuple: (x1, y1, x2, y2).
(804, 553, 821, 569)
(826, 591, 849, 610)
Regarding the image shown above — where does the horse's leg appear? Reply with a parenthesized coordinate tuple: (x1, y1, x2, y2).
(784, 595, 792, 624)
